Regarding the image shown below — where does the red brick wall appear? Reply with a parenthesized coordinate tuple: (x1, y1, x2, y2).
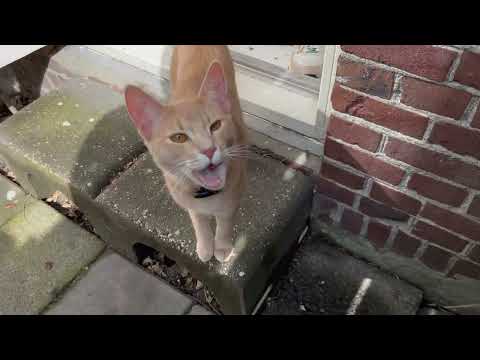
(316, 45, 480, 281)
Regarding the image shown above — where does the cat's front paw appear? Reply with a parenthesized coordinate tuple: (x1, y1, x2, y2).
(214, 247, 234, 263)
(196, 243, 214, 263)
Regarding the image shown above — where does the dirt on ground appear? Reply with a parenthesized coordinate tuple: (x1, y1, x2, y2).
(44, 190, 95, 234)
(139, 251, 222, 314)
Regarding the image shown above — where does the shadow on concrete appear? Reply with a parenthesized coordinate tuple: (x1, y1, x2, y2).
(0, 46, 65, 115)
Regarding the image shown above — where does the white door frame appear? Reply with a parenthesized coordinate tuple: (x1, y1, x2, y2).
(85, 45, 339, 155)
(315, 45, 341, 146)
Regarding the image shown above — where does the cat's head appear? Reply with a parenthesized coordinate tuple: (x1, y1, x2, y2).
(125, 61, 242, 191)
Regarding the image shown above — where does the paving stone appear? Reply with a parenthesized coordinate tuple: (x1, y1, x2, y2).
(262, 235, 423, 315)
(0, 78, 144, 213)
(44, 251, 192, 315)
(417, 306, 453, 315)
(187, 305, 213, 315)
(91, 152, 313, 314)
(0, 175, 29, 226)
(0, 199, 105, 315)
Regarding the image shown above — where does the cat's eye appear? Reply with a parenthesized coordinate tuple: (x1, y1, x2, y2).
(210, 120, 222, 133)
(170, 133, 189, 143)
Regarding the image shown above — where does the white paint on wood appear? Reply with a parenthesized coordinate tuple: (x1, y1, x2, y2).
(229, 45, 296, 70)
(316, 45, 341, 143)
(235, 67, 318, 126)
(0, 45, 45, 69)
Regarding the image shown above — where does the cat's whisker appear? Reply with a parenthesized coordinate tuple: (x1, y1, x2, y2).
(225, 149, 255, 154)
(168, 158, 203, 176)
(224, 149, 258, 157)
(224, 152, 257, 159)
(225, 145, 253, 152)
(171, 171, 190, 192)
(225, 155, 258, 161)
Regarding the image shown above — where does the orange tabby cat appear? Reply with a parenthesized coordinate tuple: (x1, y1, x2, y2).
(124, 45, 248, 263)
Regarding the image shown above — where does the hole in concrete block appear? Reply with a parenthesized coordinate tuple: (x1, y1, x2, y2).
(132, 242, 159, 265)
(133, 242, 222, 314)
(132, 242, 177, 267)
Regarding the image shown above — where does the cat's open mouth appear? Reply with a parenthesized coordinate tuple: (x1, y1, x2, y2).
(192, 162, 226, 191)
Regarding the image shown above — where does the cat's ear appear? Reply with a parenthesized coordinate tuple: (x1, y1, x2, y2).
(199, 61, 231, 113)
(125, 85, 164, 142)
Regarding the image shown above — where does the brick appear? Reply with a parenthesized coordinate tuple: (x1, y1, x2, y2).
(359, 197, 409, 222)
(420, 246, 453, 272)
(315, 177, 355, 206)
(401, 77, 472, 119)
(331, 84, 428, 139)
(468, 245, 480, 263)
(325, 138, 405, 185)
(385, 137, 480, 190)
(449, 260, 480, 280)
(412, 221, 469, 253)
(429, 122, 480, 160)
(420, 203, 480, 241)
(340, 208, 363, 235)
(327, 115, 382, 152)
(336, 56, 394, 99)
(321, 162, 365, 190)
(370, 182, 422, 215)
(468, 195, 480, 219)
(392, 231, 421, 258)
(407, 173, 468, 207)
(341, 45, 456, 82)
(454, 51, 480, 90)
(471, 108, 480, 129)
(367, 221, 391, 249)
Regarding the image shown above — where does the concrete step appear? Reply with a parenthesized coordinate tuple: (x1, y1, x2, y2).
(262, 234, 423, 315)
(0, 78, 314, 314)
(0, 78, 145, 217)
(0, 175, 105, 314)
(44, 251, 194, 315)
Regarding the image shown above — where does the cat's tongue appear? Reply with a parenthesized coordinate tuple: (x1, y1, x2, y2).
(197, 168, 222, 189)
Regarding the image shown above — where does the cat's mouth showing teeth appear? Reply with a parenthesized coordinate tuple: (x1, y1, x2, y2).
(192, 163, 226, 191)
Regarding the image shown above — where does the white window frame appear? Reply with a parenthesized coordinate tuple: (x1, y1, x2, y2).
(85, 45, 339, 156)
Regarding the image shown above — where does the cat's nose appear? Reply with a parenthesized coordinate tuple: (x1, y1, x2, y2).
(202, 147, 216, 160)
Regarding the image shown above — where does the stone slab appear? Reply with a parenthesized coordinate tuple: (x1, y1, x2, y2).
(0, 78, 144, 212)
(187, 305, 213, 315)
(44, 251, 192, 315)
(0, 199, 105, 314)
(417, 306, 453, 315)
(90, 152, 313, 314)
(262, 235, 423, 315)
(0, 175, 29, 226)
(315, 220, 480, 315)
(246, 129, 322, 172)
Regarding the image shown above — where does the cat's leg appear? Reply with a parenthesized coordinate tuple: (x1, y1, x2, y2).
(214, 215, 235, 262)
(189, 211, 214, 262)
